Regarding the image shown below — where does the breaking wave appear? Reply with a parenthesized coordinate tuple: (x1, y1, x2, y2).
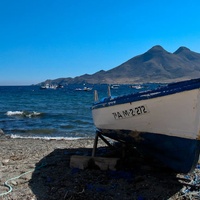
(6, 111, 42, 118)
(10, 134, 86, 140)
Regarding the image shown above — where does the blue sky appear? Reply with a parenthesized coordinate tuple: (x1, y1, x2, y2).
(1, 0, 200, 85)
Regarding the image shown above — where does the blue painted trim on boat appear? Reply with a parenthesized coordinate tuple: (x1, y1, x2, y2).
(92, 78, 200, 109)
(97, 129, 200, 173)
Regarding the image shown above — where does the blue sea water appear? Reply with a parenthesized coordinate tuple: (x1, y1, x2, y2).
(0, 83, 161, 140)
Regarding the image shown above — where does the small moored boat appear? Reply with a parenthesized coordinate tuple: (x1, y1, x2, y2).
(75, 87, 92, 91)
(91, 78, 200, 173)
(110, 84, 120, 89)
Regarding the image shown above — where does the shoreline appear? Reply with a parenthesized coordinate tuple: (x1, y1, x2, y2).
(0, 134, 200, 199)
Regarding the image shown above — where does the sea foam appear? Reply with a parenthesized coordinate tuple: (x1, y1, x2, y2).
(10, 134, 86, 140)
(6, 111, 42, 118)
(6, 111, 23, 116)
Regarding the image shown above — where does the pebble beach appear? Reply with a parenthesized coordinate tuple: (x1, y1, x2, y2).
(0, 131, 200, 200)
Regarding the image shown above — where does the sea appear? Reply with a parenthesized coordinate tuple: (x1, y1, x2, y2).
(0, 83, 162, 140)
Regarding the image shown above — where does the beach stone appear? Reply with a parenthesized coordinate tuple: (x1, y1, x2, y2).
(28, 164, 36, 169)
(10, 193, 18, 199)
(18, 179, 28, 185)
(2, 159, 9, 165)
(11, 180, 18, 186)
(0, 129, 4, 135)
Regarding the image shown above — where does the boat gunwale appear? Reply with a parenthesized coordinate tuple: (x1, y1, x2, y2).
(92, 78, 200, 109)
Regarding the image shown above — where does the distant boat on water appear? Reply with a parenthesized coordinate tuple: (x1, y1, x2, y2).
(92, 78, 200, 173)
(130, 85, 143, 89)
(110, 84, 120, 89)
(40, 84, 64, 89)
(75, 87, 92, 91)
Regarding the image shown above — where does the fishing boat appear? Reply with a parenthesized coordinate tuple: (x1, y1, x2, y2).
(40, 84, 62, 89)
(110, 84, 120, 89)
(130, 84, 143, 89)
(75, 87, 92, 91)
(91, 78, 200, 173)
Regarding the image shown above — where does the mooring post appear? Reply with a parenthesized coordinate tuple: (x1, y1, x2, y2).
(92, 131, 99, 157)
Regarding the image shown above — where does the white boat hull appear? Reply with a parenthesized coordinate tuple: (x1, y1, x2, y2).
(92, 79, 200, 173)
(93, 89, 200, 140)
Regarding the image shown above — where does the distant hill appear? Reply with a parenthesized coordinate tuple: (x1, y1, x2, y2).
(38, 45, 200, 85)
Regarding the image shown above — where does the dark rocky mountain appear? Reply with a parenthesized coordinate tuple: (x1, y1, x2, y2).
(39, 45, 200, 85)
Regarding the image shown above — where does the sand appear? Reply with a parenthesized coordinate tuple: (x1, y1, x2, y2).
(0, 132, 200, 200)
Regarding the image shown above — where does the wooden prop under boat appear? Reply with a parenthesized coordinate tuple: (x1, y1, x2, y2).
(91, 78, 200, 173)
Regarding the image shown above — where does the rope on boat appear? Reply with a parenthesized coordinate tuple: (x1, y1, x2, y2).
(0, 162, 46, 197)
